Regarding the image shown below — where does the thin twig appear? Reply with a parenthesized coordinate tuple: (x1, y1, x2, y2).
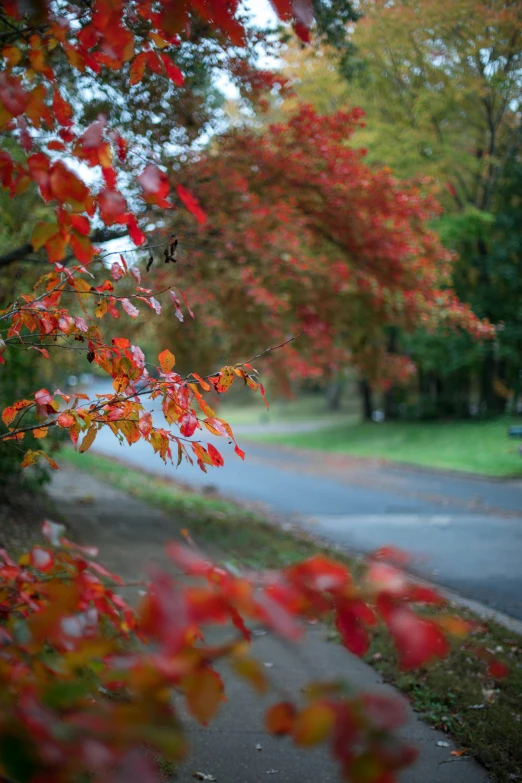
(0, 332, 305, 441)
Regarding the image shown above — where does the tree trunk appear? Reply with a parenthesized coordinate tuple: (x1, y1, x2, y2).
(325, 376, 345, 411)
(359, 379, 374, 422)
(480, 349, 506, 416)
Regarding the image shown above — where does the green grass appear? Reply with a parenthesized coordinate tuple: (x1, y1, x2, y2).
(252, 418, 522, 477)
(218, 395, 357, 428)
(60, 448, 522, 783)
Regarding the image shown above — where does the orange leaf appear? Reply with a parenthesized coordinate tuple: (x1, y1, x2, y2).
(265, 702, 296, 736)
(215, 366, 234, 393)
(159, 349, 175, 373)
(232, 657, 268, 694)
(129, 51, 147, 85)
(292, 703, 336, 747)
(192, 373, 210, 391)
(184, 668, 225, 725)
(2, 405, 17, 426)
(79, 425, 97, 453)
(53, 88, 73, 127)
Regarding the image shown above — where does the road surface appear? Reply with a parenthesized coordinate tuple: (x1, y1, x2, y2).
(84, 382, 522, 621)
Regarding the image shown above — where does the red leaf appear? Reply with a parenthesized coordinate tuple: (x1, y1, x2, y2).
(336, 603, 369, 656)
(70, 232, 94, 264)
(57, 412, 76, 429)
(234, 444, 245, 460)
(53, 88, 73, 127)
(129, 52, 148, 85)
(126, 214, 147, 246)
(30, 547, 54, 572)
(138, 412, 153, 437)
(98, 189, 127, 225)
(70, 214, 91, 235)
(169, 291, 184, 322)
(111, 261, 124, 280)
(139, 164, 171, 206)
(488, 660, 509, 679)
(384, 606, 449, 670)
(176, 184, 206, 225)
(160, 53, 184, 86)
(207, 443, 224, 467)
(166, 542, 212, 576)
(373, 546, 410, 567)
(179, 287, 194, 318)
(121, 298, 139, 318)
(34, 388, 53, 405)
(0, 73, 28, 116)
(179, 411, 197, 437)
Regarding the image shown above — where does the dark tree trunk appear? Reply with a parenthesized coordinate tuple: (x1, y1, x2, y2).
(325, 377, 344, 411)
(359, 379, 374, 422)
(480, 350, 506, 416)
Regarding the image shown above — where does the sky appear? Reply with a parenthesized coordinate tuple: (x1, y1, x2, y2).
(243, 0, 278, 27)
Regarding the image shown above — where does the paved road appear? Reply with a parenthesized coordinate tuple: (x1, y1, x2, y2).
(84, 383, 522, 621)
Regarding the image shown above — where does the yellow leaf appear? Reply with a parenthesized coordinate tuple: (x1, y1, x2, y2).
(40, 451, 59, 470)
(184, 668, 225, 725)
(292, 703, 335, 747)
(150, 32, 170, 48)
(232, 657, 268, 694)
(159, 349, 176, 373)
(215, 366, 234, 393)
(95, 298, 108, 318)
(113, 374, 129, 393)
(79, 426, 97, 453)
(21, 449, 38, 467)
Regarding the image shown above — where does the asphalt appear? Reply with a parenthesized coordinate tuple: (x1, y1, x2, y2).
(48, 469, 492, 783)
(82, 385, 522, 622)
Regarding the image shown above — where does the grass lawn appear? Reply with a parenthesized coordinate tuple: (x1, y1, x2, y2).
(219, 395, 357, 427)
(61, 448, 522, 783)
(253, 417, 522, 477)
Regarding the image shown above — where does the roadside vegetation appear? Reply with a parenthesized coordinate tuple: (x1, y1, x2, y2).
(61, 449, 522, 783)
(249, 415, 522, 477)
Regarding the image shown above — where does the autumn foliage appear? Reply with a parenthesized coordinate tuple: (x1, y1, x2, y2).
(157, 106, 494, 385)
(0, 520, 489, 783)
(0, 1, 506, 781)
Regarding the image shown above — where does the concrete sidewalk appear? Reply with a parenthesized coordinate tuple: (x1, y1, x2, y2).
(48, 467, 491, 783)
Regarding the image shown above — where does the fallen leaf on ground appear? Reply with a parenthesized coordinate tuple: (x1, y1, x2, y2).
(451, 749, 468, 757)
(193, 773, 216, 781)
(436, 741, 450, 748)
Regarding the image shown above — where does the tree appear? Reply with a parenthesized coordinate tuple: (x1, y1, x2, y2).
(149, 105, 492, 393)
(0, 2, 506, 781)
(275, 0, 521, 417)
